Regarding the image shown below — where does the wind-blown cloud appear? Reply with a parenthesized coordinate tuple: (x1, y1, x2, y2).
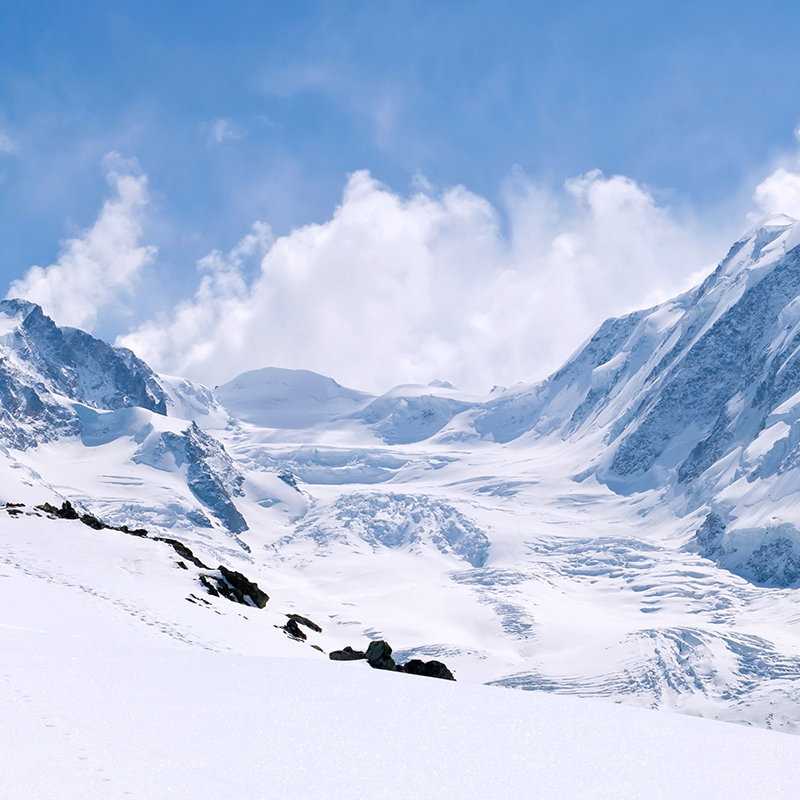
(6, 153, 155, 331)
(753, 168, 800, 220)
(119, 169, 723, 393)
(750, 126, 800, 220)
(0, 131, 19, 154)
(207, 119, 245, 145)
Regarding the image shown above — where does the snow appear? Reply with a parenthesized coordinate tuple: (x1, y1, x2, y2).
(2, 512, 800, 799)
(215, 367, 373, 429)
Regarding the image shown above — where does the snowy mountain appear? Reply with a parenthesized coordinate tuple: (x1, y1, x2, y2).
(0, 298, 167, 448)
(6, 214, 800, 780)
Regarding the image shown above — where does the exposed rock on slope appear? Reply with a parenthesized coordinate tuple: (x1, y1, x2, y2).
(133, 422, 249, 535)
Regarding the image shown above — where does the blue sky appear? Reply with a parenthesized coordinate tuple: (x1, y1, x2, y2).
(3, 0, 800, 390)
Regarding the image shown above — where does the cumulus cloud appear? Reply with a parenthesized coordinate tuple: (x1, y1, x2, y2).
(753, 167, 800, 220)
(750, 129, 800, 220)
(119, 169, 722, 394)
(0, 131, 19, 154)
(207, 119, 245, 145)
(6, 153, 155, 331)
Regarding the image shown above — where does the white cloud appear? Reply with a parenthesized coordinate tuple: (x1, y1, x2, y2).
(207, 119, 245, 145)
(0, 131, 19, 154)
(753, 167, 800, 220)
(749, 129, 800, 220)
(6, 153, 156, 331)
(119, 169, 723, 394)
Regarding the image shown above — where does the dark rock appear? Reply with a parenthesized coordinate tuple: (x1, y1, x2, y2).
(365, 640, 400, 672)
(117, 524, 148, 537)
(153, 537, 209, 569)
(176, 561, 188, 570)
(5, 502, 24, 508)
(199, 566, 268, 608)
(286, 613, 322, 633)
(80, 513, 108, 530)
(328, 641, 456, 680)
(218, 565, 269, 608)
(199, 575, 220, 597)
(310, 644, 324, 653)
(283, 618, 307, 640)
(402, 659, 456, 681)
(36, 500, 80, 520)
(329, 646, 367, 661)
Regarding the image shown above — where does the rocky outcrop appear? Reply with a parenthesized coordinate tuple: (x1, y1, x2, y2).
(403, 659, 456, 681)
(133, 423, 249, 535)
(283, 618, 307, 640)
(329, 646, 366, 661)
(365, 640, 400, 671)
(36, 500, 148, 536)
(0, 299, 168, 449)
(286, 613, 322, 633)
(36, 500, 79, 520)
(153, 537, 209, 569)
(329, 639, 456, 680)
(29, 497, 271, 605)
(200, 566, 269, 608)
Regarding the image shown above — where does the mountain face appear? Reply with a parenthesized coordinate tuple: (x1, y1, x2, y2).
(525, 213, 800, 488)
(467, 214, 800, 588)
(7, 216, 800, 734)
(0, 299, 168, 448)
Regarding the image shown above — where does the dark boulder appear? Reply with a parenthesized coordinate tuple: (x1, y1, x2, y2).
(287, 613, 322, 633)
(283, 618, 307, 640)
(199, 575, 220, 597)
(218, 566, 269, 608)
(80, 513, 108, 530)
(117, 524, 148, 537)
(402, 659, 456, 681)
(199, 566, 269, 608)
(36, 500, 79, 520)
(329, 646, 367, 661)
(365, 640, 400, 672)
(153, 537, 209, 569)
(328, 640, 456, 679)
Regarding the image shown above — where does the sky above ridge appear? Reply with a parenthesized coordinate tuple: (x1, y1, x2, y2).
(4, 0, 800, 392)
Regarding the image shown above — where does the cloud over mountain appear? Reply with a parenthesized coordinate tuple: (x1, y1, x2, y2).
(119, 168, 722, 393)
(6, 153, 155, 332)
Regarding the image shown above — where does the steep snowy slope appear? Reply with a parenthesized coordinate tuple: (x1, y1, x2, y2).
(0, 299, 167, 448)
(3, 510, 800, 799)
(447, 214, 800, 590)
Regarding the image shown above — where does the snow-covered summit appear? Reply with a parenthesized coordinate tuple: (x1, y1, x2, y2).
(216, 367, 373, 429)
(0, 299, 168, 448)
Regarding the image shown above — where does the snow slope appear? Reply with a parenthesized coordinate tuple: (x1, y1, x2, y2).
(3, 511, 800, 799)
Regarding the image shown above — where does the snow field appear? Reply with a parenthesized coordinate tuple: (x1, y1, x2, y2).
(4, 625, 800, 800)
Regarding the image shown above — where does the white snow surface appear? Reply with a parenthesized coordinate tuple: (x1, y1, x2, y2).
(2, 512, 800, 799)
